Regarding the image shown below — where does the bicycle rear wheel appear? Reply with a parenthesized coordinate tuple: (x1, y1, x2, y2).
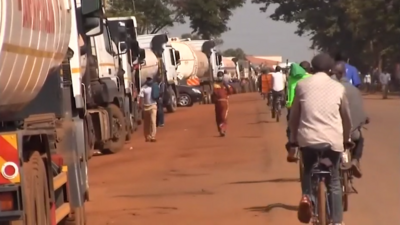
(317, 180, 327, 225)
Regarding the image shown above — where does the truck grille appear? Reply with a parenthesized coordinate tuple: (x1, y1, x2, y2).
(61, 59, 72, 85)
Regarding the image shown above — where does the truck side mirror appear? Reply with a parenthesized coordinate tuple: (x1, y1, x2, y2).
(217, 55, 222, 65)
(81, 0, 102, 15)
(118, 41, 127, 54)
(84, 17, 103, 36)
(139, 49, 146, 61)
(174, 51, 181, 64)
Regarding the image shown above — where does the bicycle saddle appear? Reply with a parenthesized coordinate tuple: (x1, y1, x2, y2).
(304, 143, 331, 152)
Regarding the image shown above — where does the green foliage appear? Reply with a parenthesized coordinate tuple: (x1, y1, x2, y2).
(175, 0, 246, 39)
(106, 0, 184, 34)
(106, 0, 245, 38)
(222, 48, 246, 60)
(252, 0, 400, 71)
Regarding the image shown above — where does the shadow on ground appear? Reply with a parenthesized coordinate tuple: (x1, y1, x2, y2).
(248, 120, 271, 124)
(245, 203, 298, 213)
(227, 178, 299, 185)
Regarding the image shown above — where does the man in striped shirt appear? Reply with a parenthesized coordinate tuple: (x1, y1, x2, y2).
(289, 53, 352, 225)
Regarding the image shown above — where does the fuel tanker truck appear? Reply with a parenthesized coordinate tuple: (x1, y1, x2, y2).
(137, 34, 181, 112)
(0, 0, 105, 223)
(169, 38, 222, 104)
(231, 59, 258, 93)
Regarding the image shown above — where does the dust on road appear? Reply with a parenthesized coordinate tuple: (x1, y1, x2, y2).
(85, 93, 400, 225)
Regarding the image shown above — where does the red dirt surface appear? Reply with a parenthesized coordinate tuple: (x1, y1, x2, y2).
(85, 93, 400, 225)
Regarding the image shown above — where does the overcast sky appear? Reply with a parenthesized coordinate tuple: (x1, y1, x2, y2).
(167, 3, 315, 62)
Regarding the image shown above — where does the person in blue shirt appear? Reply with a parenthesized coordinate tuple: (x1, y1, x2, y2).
(334, 53, 361, 88)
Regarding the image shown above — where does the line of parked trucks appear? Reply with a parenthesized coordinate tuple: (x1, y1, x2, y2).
(0, 1, 258, 224)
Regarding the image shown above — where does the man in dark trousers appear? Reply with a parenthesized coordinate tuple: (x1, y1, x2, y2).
(156, 79, 165, 127)
(331, 61, 369, 178)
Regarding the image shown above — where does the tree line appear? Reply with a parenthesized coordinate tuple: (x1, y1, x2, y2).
(252, 0, 400, 75)
(107, 0, 400, 75)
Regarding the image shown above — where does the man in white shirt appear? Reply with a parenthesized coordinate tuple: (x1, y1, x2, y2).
(139, 77, 159, 142)
(270, 66, 287, 118)
(363, 73, 371, 93)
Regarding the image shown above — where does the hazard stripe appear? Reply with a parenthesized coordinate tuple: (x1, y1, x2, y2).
(187, 77, 200, 86)
(0, 135, 18, 163)
(0, 134, 20, 184)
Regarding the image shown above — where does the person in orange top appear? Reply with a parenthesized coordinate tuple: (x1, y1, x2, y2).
(260, 68, 273, 105)
(212, 71, 231, 137)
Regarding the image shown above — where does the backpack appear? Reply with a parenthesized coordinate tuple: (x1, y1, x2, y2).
(151, 82, 160, 100)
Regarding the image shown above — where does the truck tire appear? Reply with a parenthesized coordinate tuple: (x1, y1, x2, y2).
(23, 151, 51, 225)
(166, 87, 177, 113)
(104, 104, 127, 154)
(132, 101, 140, 130)
(63, 205, 86, 225)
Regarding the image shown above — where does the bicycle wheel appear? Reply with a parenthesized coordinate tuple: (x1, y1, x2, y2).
(317, 180, 327, 225)
(342, 170, 349, 212)
(276, 104, 280, 122)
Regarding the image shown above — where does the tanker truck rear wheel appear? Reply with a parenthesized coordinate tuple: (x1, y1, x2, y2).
(23, 151, 51, 225)
(104, 104, 127, 154)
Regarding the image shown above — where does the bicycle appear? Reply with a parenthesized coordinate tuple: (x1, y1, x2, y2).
(305, 143, 338, 225)
(340, 142, 357, 212)
(274, 95, 282, 122)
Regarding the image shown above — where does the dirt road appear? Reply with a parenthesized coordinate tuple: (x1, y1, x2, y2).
(85, 93, 400, 225)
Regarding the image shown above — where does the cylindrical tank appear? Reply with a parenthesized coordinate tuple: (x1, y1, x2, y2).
(140, 49, 158, 85)
(169, 41, 209, 79)
(221, 57, 236, 78)
(0, 0, 71, 116)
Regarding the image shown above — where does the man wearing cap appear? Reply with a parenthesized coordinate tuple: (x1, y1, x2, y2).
(138, 77, 160, 142)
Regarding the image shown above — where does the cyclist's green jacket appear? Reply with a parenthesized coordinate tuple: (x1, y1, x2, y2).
(286, 63, 311, 108)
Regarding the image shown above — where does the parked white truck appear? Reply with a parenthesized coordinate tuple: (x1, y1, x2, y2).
(107, 16, 146, 138)
(0, 0, 107, 223)
(169, 38, 222, 104)
(137, 34, 181, 112)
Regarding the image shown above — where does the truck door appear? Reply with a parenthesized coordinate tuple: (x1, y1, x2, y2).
(162, 46, 178, 83)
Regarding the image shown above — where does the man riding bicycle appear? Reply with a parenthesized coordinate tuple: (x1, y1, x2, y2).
(331, 62, 369, 178)
(286, 62, 311, 161)
(288, 53, 352, 225)
(271, 66, 286, 118)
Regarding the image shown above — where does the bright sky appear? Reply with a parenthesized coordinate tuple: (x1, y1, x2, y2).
(167, 3, 315, 62)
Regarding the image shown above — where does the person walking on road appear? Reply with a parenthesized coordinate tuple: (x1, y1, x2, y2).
(331, 62, 369, 178)
(363, 72, 372, 93)
(380, 71, 391, 99)
(212, 71, 231, 137)
(271, 66, 286, 118)
(156, 79, 165, 127)
(288, 53, 352, 225)
(139, 77, 160, 142)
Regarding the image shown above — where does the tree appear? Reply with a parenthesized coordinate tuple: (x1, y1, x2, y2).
(106, 0, 184, 34)
(251, 0, 400, 72)
(222, 48, 246, 60)
(174, 0, 246, 39)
